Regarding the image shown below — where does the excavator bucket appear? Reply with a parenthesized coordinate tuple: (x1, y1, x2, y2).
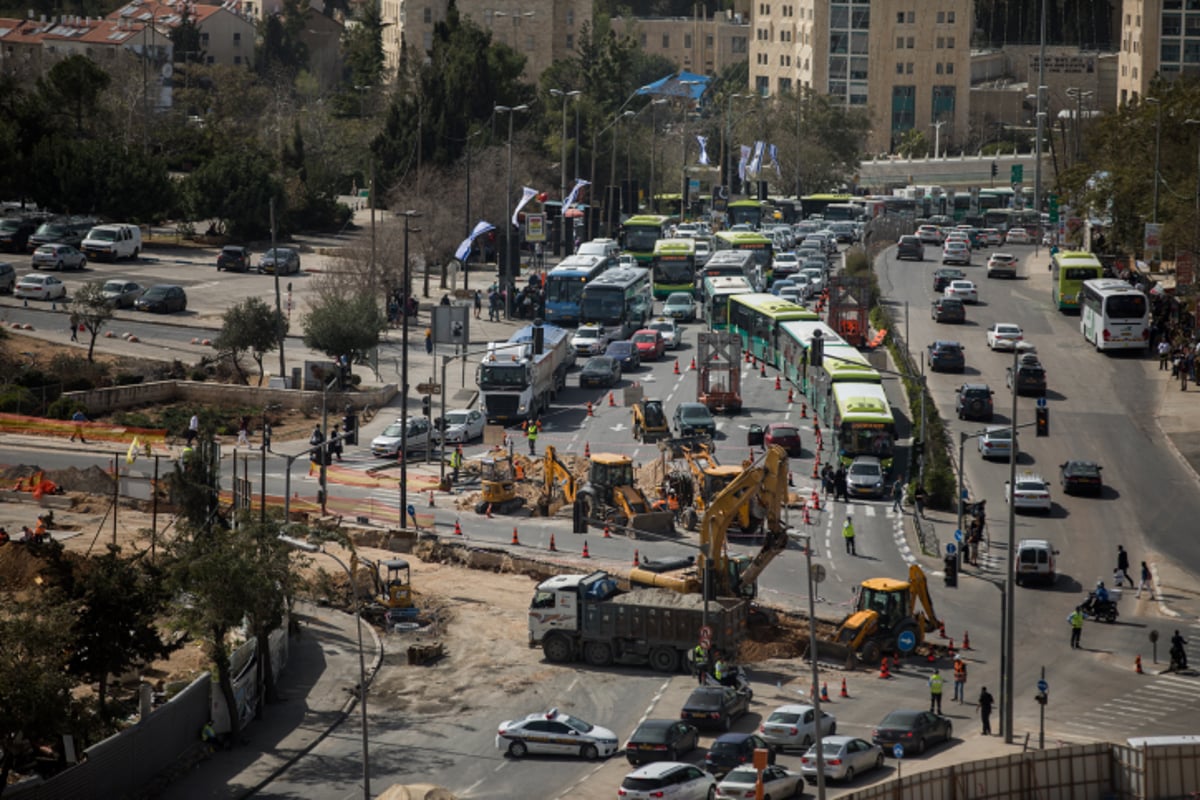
(613, 484, 676, 536)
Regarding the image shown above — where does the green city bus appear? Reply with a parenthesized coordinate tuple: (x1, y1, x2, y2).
(832, 382, 896, 471)
(727, 199, 776, 229)
(622, 215, 673, 265)
(801, 194, 854, 219)
(702, 275, 754, 331)
(713, 230, 774, 286)
(779, 320, 881, 420)
(727, 293, 818, 368)
(650, 238, 697, 299)
(1051, 250, 1104, 312)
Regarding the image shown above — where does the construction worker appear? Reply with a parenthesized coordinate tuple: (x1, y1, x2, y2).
(449, 445, 463, 484)
(928, 668, 945, 714)
(667, 490, 681, 521)
(689, 644, 709, 685)
(843, 513, 856, 555)
(33, 516, 47, 544)
(514, 460, 526, 481)
(1068, 606, 1084, 649)
(952, 655, 967, 702)
(526, 419, 539, 456)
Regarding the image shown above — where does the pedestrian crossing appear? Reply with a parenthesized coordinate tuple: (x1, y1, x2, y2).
(1058, 672, 1200, 737)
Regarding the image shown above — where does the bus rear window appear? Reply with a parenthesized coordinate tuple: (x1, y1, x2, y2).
(1106, 295, 1147, 319)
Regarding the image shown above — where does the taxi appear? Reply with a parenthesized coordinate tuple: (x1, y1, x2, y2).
(496, 708, 619, 760)
(1005, 472, 1053, 513)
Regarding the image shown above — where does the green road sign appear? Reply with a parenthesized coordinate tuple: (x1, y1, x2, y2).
(1048, 194, 1059, 223)
(1011, 164, 1024, 184)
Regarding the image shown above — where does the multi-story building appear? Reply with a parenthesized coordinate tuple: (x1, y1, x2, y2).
(107, 1, 256, 68)
(1117, 0, 1198, 105)
(384, 0, 591, 82)
(749, 0, 971, 154)
(609, 7, 751, 78)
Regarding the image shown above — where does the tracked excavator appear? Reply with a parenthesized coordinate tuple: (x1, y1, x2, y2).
(537, 446, 676, 535)
(630, 445, 790, 598)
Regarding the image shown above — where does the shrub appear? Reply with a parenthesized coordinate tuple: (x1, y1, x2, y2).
(189, 369, 208, 382)
(0, 385, 38, 414)
(114, 373, 145, 386)
(112, 411, 155, 428)
(46, 397, 86, 420)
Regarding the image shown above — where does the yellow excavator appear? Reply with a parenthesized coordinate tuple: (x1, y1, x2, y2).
(535, 445, 577, 518)
(631, 398, 670, 442)
(630, 445, 790, 598)
(354, 556, 419, 621)
(565, 449, 676, 536)
(664, 443, 755, 533)
(474, 454, 526, 515)
(815, 564, 941, 667)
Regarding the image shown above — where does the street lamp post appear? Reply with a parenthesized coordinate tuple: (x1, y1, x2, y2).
(492, 9, 534, 50)
(1147, 98, 1162, 224)
(495, 104, 529, 318)
(678, 80, 701, 219)
(1187, 120, 1200, 248)
(550, 89, 581, 257)
(399, 210, 421, 528)
(1003, 346, 1019, 743)
(609, 109, 635, 236)
(649, 98, 668, 213)
(277, 536, 370, 800)
(929, 119, 945, 159)
(1034, 0, 1047, 217)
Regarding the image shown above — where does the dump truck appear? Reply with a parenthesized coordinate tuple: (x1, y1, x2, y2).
(631, 398, 670, 442)
(574, 452, 676, 536)
(814, 564, 942, 667)
(478, 322, 573, 425)
(529, 570, 749, 672)
(697, 331, 742, 413)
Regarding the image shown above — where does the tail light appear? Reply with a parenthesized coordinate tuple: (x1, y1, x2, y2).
(827, 758, 842, 765)
(1103, 329, 1111, 341)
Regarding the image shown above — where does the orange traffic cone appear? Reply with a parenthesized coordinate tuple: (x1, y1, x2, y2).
(609, 392, 616, 407)
(947, 637, 956, 655)
(674, 359, 681, 375)
(787, 388, 794, 403)
(511, 526, 520, 545)
(587, 401, 594, 417)
(584, 441, 591, 458)
(811, 460, 820, 479)
(801, 401, 808, 418)
(840, 678, 850, 698)
(744, 350, 751, 364)
(810, 489, 821, 511)
(962, 631, 971, 650)
(454, 519, 463, 536)
(549, 533, 558, 552)
(938, 621, 947, 638)
(429, 490, 435, 507)
(879, 656, 891, 679)
(633, 549, 640, 566)
(689, 357, 697, 370)
(803, 504, 811, 525)
(760, 362, 767, 377)
(581, 540, 590, 558)
(774, 376, 782, 390)
(821, 682, 830, 702)
(603, 523, 612, 539)
(1135, 654, 1144, 674)
(813, 419, 821, 434)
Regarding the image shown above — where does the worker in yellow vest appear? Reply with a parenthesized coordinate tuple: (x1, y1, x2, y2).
(928, 668, 944, 714)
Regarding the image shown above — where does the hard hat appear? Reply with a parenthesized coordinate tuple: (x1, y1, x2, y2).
(954, 654, 963, 661)
(845, 512, 853, 519)
(1096, 580, 1104, 587)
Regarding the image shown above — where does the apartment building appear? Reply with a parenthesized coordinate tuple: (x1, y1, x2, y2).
(1117, 0, 1199, 105)
(609, 8, 751, 78)
(108, 1, 256, 68)
(749, 0, 971, 154)
(384, 0, 591, 81)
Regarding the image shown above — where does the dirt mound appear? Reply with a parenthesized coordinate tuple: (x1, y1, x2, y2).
(0, 545, 52, 597)
(0, 464, 114, 495)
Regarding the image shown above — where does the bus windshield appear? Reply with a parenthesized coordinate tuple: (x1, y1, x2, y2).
(1106, 294, 1147, 320)
(626, 228, 661, 252)
(581, 288, 625, 325)
(545, 276, 584, 304)
(842, 425, 894, 458)
(654, 259, 693, 285)
(1064, 267, 1099, 281)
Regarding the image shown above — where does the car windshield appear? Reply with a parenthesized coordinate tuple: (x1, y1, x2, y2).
(820, 741, 847, 755)
(607, 342, 631, 354)
(633, 333, 656, 344)
(90, 229, 116, 241)
(576, 329, 599, 340)
(850, 462, 881, 478)
(650, 323, 672, 333)
(771, 426, 799, 438)
(584, 357, 614, 371)
(767, 711, 802, 724)
(102, 281, 125, 292)
(881, 711, 921, 727)
(687, 689, 725, 710)
(666, 293, 692, 306)
(445, 411, 470, 425)
(986, 429, 1012, 441)
(1068, 463, 1100, 476)
(381, 423, 405, 437)
(681, 406, 710, 422)
(561, 715, 593, 734)
(708, 740, 743, 754)
(144, 287, 167, 299)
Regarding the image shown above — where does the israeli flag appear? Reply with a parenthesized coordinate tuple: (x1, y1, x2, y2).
(696, 135, 709, 166)
(455, 220, 496, 263)
(563, 178, 591, 212)
(738, 145, 752, 181)
(769, 143, 781, 178)
(512, 186, 538, 228)
(747, 141, 765, 178)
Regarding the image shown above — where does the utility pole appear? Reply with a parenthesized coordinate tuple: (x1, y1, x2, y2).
(270, 198, 285, 382)
(399, 210, 422, 528)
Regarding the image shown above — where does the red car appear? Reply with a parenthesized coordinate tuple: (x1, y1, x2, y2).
(764, 423, 803, 457)
(632, 329, 666, 361)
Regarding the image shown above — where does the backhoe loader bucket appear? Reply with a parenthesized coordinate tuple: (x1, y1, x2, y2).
(809, 639, 859, 670)
(628, 510, 677, 537)
(657, 435, 713, 459)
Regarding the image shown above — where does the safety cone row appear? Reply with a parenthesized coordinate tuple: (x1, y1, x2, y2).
(549, 533, 558, 552)
(820, 683, 830, 702)
(810, 489, 821, 511)
(803, 504, 811, 525)
(454, 519, 463, 536)
(811, 460, 820, 479)
(581, 540, 590, 558)
(878, 656, 891, 679)
(840, 678, 850, 698)
(801, 401, 808, 418)
(1135, 654, 1144, 674)
(787, 388, 794, 403)
(759, 363, 767, 378)
(587, 401, 594, 417)
(947, 637, 956, 655)
(774, 376, 782, 390)
(689, 357, 697, 370)
(745, 350, 751, 364)
(511, 526, 520, 545)
(962, 631, 971, 650)
(674, 359, 681, 375)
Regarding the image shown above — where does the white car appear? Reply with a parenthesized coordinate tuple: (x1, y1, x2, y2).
(779, 285, 806, 305)
(799, 736, 885, 784)
(986, 323, 1024, 350)
(943, 280, 978, 304)
(619, 761, 717, 799)
(941, 241, 972, 266)
(800, 267, 825, 294)
(1005, 473, 1053, 513)
(370, 417, 435, 458)
(648, 317, 680, 350)
(986, 252, 1019, 279)
(14, 273, 67, 301)
(916, 224, 943, 244)
(438, 408, 485, 444)
(571, 323, 610, 356)
(772, 251, 800, 276)
(716, 765, 805, 799)
(1006, 227, 1032, 244)
(496, 708, 619, 760)
(759, 703, 837, 751)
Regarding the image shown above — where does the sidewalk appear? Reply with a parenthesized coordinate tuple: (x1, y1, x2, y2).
(158, 600, 382, 800)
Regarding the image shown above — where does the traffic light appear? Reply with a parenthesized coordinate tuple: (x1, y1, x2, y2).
(1036, 406, 1049, 437)
(991, 162, 998, 178)
(421, 395, 431, 417)
(1035, 692, 1048, 706)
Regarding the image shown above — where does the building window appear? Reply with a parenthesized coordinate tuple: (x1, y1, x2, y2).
(732, 36, 747, 53)
(566, 34, 574, 50)
(200, 33, 209, 46)
(948, 11, 955, 22)
(936, 36, 944, 48)
(662, 33, 669, 48)
(1163, 12, 1182, 34)
(906, 11, 914, 22)
(891, 85, 916, 136)
(206, 55, 214, 64)
(234, 55, 242, 64)
(947, 36, 955, 48)
(896, 36, 904, 48)
(756, 75, 769, 93)
(233, 32, 241, 44)
(946, 62, 954, 74)
(685, 33, 692, 48)
(896, 62, 904, 74)
(706, 34, 713, 47)
(907, 36, 914, 48)
(936, 11, 944, 22)
(1162, 40, 1181, 62)
(423, 7, 431, 23)
(423, 32, 432, 50)
(932, 85, 956, 119)
(907, 62, 914, 74)
(896, 11, 905, 23)
(936, 63, 943, 74)
(567, 9, 574, 26)
(779, 77, 792, 91)
(640, 33, 647, 47)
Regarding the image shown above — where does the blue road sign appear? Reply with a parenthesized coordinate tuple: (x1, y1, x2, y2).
(955, 529, 964, 542)
(893, 744, 905, 759)
(947, 543, 957, 555)
(1037, 679, 1049, 693)
(1037, 396, 1048, 408)
(961, 488, 969, 499)
(407, 504, 416, 519)
(897, 629, 917, 653)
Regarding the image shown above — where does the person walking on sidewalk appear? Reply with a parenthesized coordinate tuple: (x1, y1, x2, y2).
(185, 414, 200, 446)
(891, 479, 904, 513)
(70, 409, 87, 443)
(1068, 606, 1084, 648)
(977, 687, 994, 735)
(236, 415, 250, 447)
(1116, 545, 1133, 587)
(842, 514, 856, 555)
(425, 327, 433, 355)
(473, 290, 482, 320)
(1159, 339, 1171, 370)
(928, 668, 945, 714)
(69, 313, 79, 342)
(952, 655, 967, 702)
(1136, 561, 1156, 599)
(833, 465, 848, 502)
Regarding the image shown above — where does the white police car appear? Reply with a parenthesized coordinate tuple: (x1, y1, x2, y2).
(496, 708, 619, 760)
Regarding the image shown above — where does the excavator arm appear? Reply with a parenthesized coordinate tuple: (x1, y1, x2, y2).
(537, 445, 577, 515)
(730, 446, 790, 590)
(907, 564, 941, 637)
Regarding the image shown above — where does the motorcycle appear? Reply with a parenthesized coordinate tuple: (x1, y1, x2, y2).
(1170, 642, 1188, 672)
(1082, 591, 1119, 623)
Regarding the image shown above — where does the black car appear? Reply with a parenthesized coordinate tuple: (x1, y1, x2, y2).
(927, 341, 965, 372)
(871, 710, 953, 756)
(605, 340, 641, 370)
(673, 402, 717, 438)
(1060, 460, 1103, 495)
(956, 383, 994, 421)
(27, 219, 94, 251)
(704, 732, 775, 776)
(580, 356, 622, 388)
(933, 268, 966, 292)
(681, 685, 752, 731)
(217, 245, 252, 272)
(931, 296, 965, 323)
(134, 284, 188, 313)
(624, 719, 700, 766)
(258, 247, 301, 275)
(1006, 362, 1047, 396)
(896, 235, 924, 261)
(0, 218, 37, 252)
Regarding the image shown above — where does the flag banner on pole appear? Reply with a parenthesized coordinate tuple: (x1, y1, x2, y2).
(747, 141, 765, 178)
(696, 135, 709, 166)
(769, 143, 781, 178)
(455, 220, 496, 262)
(513, 186, 538, 228)
(738, 145, 751, 181)
(126, 437, 140, 465)
(563, 178, 591, 212)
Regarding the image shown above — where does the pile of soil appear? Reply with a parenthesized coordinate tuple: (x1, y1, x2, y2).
(0, 464, 115, 495)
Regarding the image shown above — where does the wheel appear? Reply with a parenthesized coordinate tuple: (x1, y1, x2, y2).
(54, 261, 63, 271)
(508, 740, 528, 758)
(844, 767, 855, 782)
(861, 640, 882, 666)
(666, 747, 677, 761)
(830, 721, 837, 735)
(683, 508, 699, 531)
(584, 641, 613, 667)
(580, 743, 599, 760)
(875, 753, 884, 769)
(706, 787, 716, 800)
(801, 734, 812, 748)
(649, 646, 679, 673)
(944, 721, 953, 740)
(542, 634, 572, 663)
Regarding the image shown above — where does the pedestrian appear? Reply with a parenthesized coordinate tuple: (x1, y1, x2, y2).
(185, 413, 200, 446)
(69, 313, 79, 342)
(914, 485, 928, 518)
(261, 420, 272, 452)
(70, 409, 87, 443)
(689, 644, 709, 685)
(439, 294, 451, 306)
(1158, 339, 1171, 370)
(473, 290, 482, 320)
(842, 513, 856, 555)
(1136, 561, 1156, 599)
(891, 478, 904, 513)
(952, 654, 967, 702)
(526, 418, 539, 456)
(425, 327, 433, 355)
(821, 464, 834, 496)
(236, 415, 250, 447)
(1116, 545, 1132, 587)
(309, 424, 325, 467)
(1068, 605, 1084, 649)
(977, 687, 994, 735)
(1183, 352, 1192, 391)
(834, 465, 848, 502)
(449, 444, 463, 483)
(967, 522, 982, 566)
(928, 668, 944, 714)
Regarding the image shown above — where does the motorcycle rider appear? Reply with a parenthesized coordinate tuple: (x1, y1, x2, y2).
(1171, 630, 1188, 670)
(1093, 580, 1110, 606)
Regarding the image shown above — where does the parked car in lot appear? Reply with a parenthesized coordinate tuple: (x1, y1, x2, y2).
(27, 218, 94, 251)
(31, 243, 87, 271)
(800, 736, 885, 784)
(927, 340, 966, 372)
(134, 284, 187, 313)
(258, 247, 301, 275)
(1060, 460, 1103, 495)
(100, 280, 145, 309)
(759, 703, 836, 751)
(0, 218, 38, 252)
(580, 356, 622, 388)
(624, 720, 700, 766)
(618, 761, 716, 800)
(716, 765, 804, 800)
(14, 273, 66, 301)
(495, 708, 619, 760)
(931, 296, 965, 323)
(217, 245, 252, 272)
(871, 709, 953, 756)
(0, 262, 15, 294)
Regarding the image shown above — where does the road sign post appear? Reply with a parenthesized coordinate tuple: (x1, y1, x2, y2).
(1011, 164, 1024, 184)
(1036, 667, 1048, 749)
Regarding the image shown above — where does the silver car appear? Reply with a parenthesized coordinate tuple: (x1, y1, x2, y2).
(759, 703, 837, 751)
(799, 736, 884, 783)
(846, 456, 885, 498)
(31, 243, 87, 271)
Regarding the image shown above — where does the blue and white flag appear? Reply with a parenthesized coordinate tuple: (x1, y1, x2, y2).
(696, 135, 709, 166)
(747, 141, 765, 178)
(738, 145, 751, 181)
(455, 220, 496, 263)
(563, 178, 591, 212)
(768, 143, 781, 178)
(512, 186, 538, 228)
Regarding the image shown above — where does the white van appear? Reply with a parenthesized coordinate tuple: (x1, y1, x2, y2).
(576, 238, 619, 266)
(1014, 538, 1058, 586)
(82, 224, 142, 261)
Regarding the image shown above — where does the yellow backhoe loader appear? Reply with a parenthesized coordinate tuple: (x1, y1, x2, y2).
(814, 564, 941, 667)
(573, 452, 676, 536)
(535, 445, 577, 517)
(630, 445, 790, 598)
(663, 443, 755, 533)
(631, 398, 670, 442)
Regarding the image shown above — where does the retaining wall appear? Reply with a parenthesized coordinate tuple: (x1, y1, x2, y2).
(64, 380, 398, 415)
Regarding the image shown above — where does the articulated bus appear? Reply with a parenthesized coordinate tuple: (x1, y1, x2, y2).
(650, 238, 697, 299)
(698, 250, 759, 290)
(714, 231, 774, 285)
(543, 254, 609, 327)
(621, 215, 673, 265)
(801, 194, 854, 219)
(1051, 251, 1104, 312)
(726, 199, 776, 229)
(832, 382, 897, 471)
(702, 275, 754, 331)
(580, 266, 653, 339)
(727, 293, 818, 368)
(1080, 278, 1150, 351)
(778, 320, 878, 411)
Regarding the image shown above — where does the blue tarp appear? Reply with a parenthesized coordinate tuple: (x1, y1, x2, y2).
(638, 71, 710, 101)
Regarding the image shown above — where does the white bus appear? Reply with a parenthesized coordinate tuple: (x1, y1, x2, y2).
(1080, 279, 1150, 352)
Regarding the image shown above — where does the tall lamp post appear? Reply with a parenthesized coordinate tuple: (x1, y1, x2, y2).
(277, 537, 370, 800)
(1147, 97, 1162, 224)
(929, 119, 945, 160)
(399, 210, 421, 528)
(1033, 0, 1047, 219)
(648, 98, 668, 213)
(677, 80, 701, 219)
(495, 103, 529, 318)
(608, 109, 636, 236)
(550, 88, 581, 257)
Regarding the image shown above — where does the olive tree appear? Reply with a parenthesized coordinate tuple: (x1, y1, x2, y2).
(214, 297, 288, 385)
(69, 281, 114, 363)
